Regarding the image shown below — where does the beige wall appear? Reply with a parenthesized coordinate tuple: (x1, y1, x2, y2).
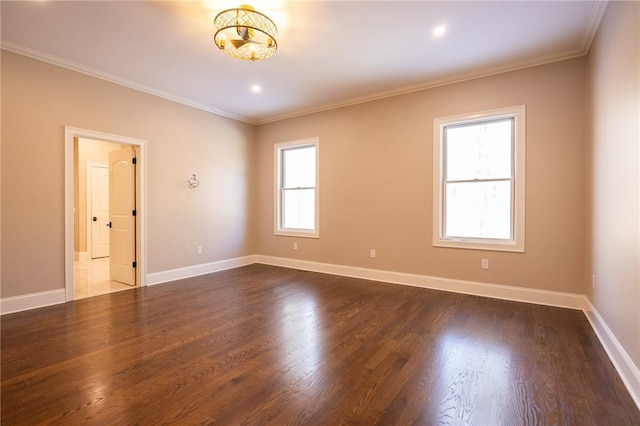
(1, 51, 255, 298)
(0, 48, 590, 300)
(74, 138, 124, 254)
(256, 58, 587, 294)
(587, 1, 640, 368)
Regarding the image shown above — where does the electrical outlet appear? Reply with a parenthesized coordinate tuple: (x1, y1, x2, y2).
(481, 259, 489, 269)
(293, 242, 298, 250)
(592, 275, 596, 288)
(196, 246, 202, 255)
(370, 249, 376, 258)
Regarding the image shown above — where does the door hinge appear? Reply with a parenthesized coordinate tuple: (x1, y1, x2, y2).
(132, 157, 137, 165)
(132, 209, 137, 216)
(132, 261, 137, 268)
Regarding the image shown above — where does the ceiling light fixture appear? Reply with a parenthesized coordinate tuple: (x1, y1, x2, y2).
(214, 4, 278, 61)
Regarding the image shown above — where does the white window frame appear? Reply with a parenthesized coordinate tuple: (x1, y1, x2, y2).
(433, 105, 525, 252)
(274, 138, 320, 238)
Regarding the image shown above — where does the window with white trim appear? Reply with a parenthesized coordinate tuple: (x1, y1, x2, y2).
(433, 106, 525, 252)
(275, 138, 319, 238)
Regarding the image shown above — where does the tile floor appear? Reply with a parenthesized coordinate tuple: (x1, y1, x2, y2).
(74, 257, 134, 299)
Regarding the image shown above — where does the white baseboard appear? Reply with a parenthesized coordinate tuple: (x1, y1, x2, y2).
(254, 255, 587, 310)
(146, 255, 257, 286)
(584, 300, 640, 410)
(1, 289, 66, 315)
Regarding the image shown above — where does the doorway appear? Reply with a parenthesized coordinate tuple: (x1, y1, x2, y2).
(74, 139, 136, 299)
(65, 127, 147, 302)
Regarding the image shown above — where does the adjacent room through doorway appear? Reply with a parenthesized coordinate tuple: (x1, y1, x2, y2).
(73, 137, 137, 299)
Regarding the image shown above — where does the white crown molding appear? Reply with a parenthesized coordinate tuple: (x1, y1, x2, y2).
(0, 42, 257, 125)
(4, 39, 593, 128)
(255, 48, 588, 125)
(580, 0, 609, 53)
(259, 0, 608, 126)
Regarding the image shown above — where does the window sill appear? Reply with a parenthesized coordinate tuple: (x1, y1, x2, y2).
(433, 239, 524, 253)
(275, 230, 319, 239)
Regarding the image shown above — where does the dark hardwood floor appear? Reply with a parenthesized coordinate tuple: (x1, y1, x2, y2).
(2, 264, 639, 425)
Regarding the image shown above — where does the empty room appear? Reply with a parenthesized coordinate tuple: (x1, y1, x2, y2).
(1, 0, 639, 424)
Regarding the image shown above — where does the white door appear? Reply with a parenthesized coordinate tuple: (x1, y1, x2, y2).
(109, 146, 136, 286)
(90, 165, 110, 258)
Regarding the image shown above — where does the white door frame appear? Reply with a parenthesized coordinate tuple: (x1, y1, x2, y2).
(86, 162, 108, 259)
(65, 126, 147, 301)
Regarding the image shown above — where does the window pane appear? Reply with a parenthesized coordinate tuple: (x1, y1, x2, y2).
(283, 146, 316, 188)
(283, 188, 315, 230)
(445, 118, 512, 181)
(445, 181, 511, 240)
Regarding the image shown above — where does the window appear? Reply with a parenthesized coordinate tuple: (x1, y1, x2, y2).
(275, 138, 319, 237)
(433, 106, 525, 252)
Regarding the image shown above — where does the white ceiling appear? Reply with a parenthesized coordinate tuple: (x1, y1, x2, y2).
(1, 0, 607, 124)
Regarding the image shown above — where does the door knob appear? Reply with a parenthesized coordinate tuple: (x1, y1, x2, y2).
(93, 217, 97, 222)
(107, 222, 112, 228)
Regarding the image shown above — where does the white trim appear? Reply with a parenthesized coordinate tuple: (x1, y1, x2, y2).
(1, 289, 66, 315)
(583, 300, 640, 410)
(2, 0, 605, 130)
(580, 0, 609, 53)
(254, 255, 586, 310)
(1, 24, 600, 128)
(0, 42, 579, 128)
(274, 138, 320, 238)
(433, 105, 526, 253)
(65, 127, 148, 302)
(146, 256, 257, 286)
(256, 51, 589, 126)
(1, 42, 254, 125)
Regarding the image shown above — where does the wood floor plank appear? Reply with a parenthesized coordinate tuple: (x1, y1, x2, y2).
(2, 264, 639, 425)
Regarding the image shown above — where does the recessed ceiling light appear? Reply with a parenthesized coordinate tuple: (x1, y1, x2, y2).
(251, 85, 262, 93)
(433, 25, 447, 38)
